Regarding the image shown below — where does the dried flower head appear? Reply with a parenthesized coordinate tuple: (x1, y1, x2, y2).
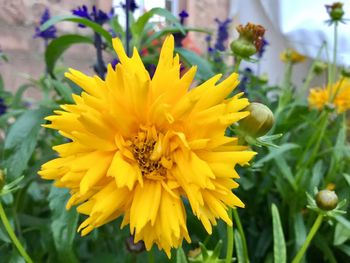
(231, 22, 266, 59)
(325, 2, 345, 24)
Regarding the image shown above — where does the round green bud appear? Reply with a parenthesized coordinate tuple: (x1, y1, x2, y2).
(0, 170, 4, 190)
(230, 39, 257, 59)
(313, 61, 327, 75)
(330, 8, 344, 21)
(239, 102, 274, 137)
(341, 68, 350, 78)
(316, 190, 338, 211)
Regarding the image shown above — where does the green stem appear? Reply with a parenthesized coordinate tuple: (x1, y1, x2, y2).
(225, 208, 234, 263)
(328, 22, 338, 94)
(0, 202, 33, 263)
(232, 208, 249, 262)
(304, 112, 329, 168)
(282, 61, 293, 90)
(292, 214, 323, 263)
(234, 57, 242, 73)
(299, 43, 326, 97)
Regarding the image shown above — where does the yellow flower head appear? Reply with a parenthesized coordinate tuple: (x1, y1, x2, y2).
(38, 35, 256, 257)
(308, 80, 350, 113)
(280, 48, 306, 64)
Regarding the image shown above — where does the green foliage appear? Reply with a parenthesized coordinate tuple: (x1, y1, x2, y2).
(3, 108, 51, 180)
(271, 204, 286, 263)
(45, 34, 94, 76)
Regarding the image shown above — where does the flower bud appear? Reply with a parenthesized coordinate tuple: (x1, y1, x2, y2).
(0, 169, 4, 190)
(341, 68, 350, 78)
(326, 2, 344, 22)
(316, 189, 338, 211)
(239, 102, 274, 137)
(230, 40, 257, 59)
(313, 61, 327, 75)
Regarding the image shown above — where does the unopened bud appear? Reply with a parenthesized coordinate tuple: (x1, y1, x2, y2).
(316, 189, 338, 211)
(230, 40, 257, 59)
(313, 61, 327, 75)
(341, 68, 350, 78)
(239, 102, 274, 137)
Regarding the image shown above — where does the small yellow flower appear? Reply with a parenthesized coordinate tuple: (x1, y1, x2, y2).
(308, 80, 350, 113)
(38, 35, 256, 257)
(280, 48, 306, 64)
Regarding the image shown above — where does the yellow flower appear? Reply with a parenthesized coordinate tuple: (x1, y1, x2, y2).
(280, 48, 306, 64)
(308, 80, 350, 113)
(38, 35, 256, 257)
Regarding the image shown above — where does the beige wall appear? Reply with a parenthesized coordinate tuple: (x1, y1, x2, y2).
(0, 0, 235, 96)
(0, 0, 112, 98)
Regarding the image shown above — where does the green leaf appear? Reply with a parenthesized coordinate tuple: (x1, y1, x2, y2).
(334, 222, 350, 246)
(343, 173, 350, 187)
(109, 16, 125, 39)
(11, 84, 32, 108)
(334, 215, 350, 231)
(271, 204, 286, 263)
(175, 47, 215, 80)
(132, 8, 185, 37)
(49, 187, 79, 263)
(40, 15, 112, 44)
(45, 34, 94, 75)
(293, 213, 306, 251)
(254, 143, 299, 167)
(176, 247, 188, 263)
(3, 107, 51, 180)
(274, 156, 297, 191)
(143, 27, 211, 46)
(234, 231, 248, 263)
(311, 160, 324, 189)
(50, 79, 74, 103)
(337, 244, 350, 257)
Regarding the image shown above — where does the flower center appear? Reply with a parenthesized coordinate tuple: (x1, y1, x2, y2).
(131, 129, 167, 180)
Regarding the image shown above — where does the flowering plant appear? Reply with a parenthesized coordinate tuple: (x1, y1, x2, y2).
(0, 2, 349, 263)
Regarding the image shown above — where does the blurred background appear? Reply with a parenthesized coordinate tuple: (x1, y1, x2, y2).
(2, 0, 349, 97)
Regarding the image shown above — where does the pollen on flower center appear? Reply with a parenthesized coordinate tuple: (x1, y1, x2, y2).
(131, 129, 168, 180)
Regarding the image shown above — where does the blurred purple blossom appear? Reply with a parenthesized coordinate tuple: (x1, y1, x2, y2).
(121, 0, 139, 13)
(0, 98, 7, 115)
(72, 5, 109, 27)
(34, 8, 57, 40)
(214, 18, 232, 51)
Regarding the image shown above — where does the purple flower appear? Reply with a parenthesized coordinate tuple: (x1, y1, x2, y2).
(174, 10, 190, 47)
(91, 6, 109, 24)
(121, 0, 139, 13)
(111, 58, 119, 70)
(0, 98, 7, 115)
(238, 67, 253, 94)
(179, 10, 189, 24)
(72, 5, 108, 27)
(257, 38, 268, 58)
(34, 8, 57, 40)
(214, 18, 232, 51)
